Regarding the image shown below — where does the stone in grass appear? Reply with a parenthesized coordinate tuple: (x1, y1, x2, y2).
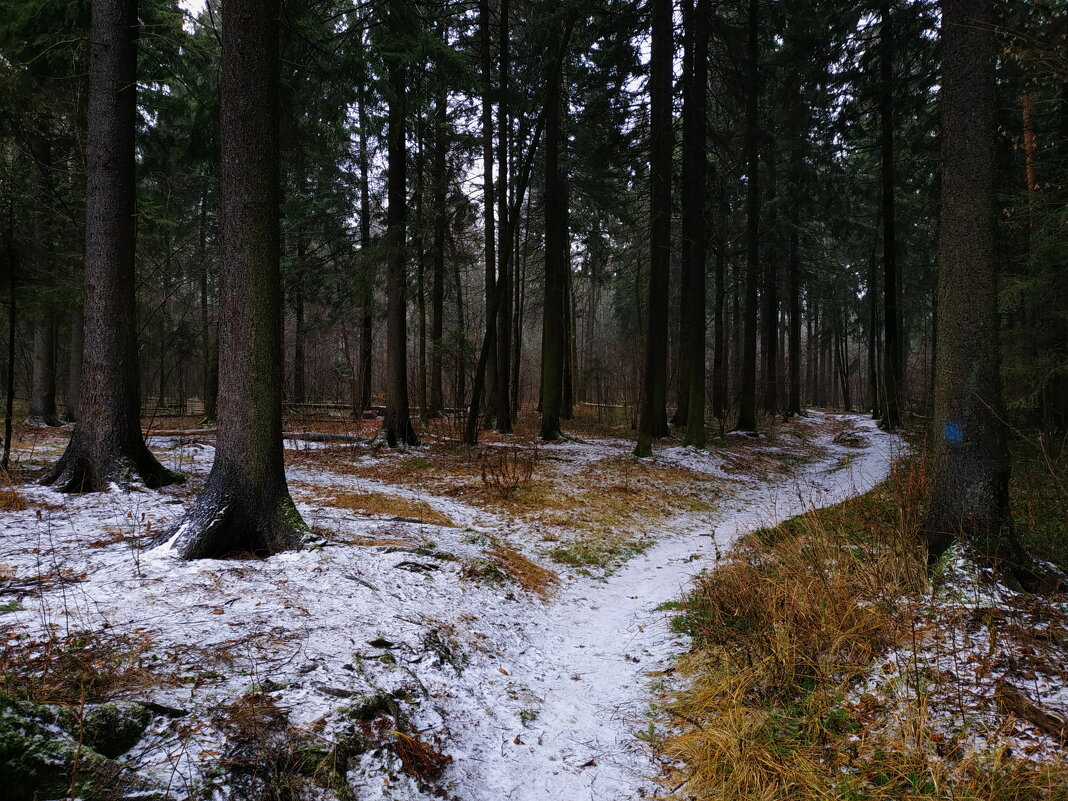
(81, 702, 153, 759)
(0, 693, 159, 801)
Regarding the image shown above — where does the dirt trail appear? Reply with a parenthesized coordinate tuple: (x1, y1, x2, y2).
(444, 414, 900, 801)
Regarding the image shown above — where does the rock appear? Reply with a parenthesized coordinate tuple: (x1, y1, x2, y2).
(81, 702, 152, 759)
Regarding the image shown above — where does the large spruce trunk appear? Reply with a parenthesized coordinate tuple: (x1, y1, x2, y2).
(926, 0, 1027, 576)
(634, 0, 672, 456)
(162, 0, 305, 560)
(42, 0, 177, 492)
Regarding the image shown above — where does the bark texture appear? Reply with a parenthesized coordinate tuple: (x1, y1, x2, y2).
(736, 0, 761, 433)
(380, 0, 418, 447)
(42, 0, 177, 492)
(926, 0, 1025, 574)
(635, 0, 672, 456)
(164, 0, 305, 560)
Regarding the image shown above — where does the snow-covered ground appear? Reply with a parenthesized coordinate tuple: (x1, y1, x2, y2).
(0, 412, 901, 800)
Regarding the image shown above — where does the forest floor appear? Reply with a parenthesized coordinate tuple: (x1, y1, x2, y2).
(0, 409, 1062, 800)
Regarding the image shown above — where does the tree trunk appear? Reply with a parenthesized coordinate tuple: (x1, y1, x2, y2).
(761, 141, 778, 416)
(540, 58, 566, 441)
(868, 244, 880, 419)
(380, 0, 418, 447)
(28, 319, 59, 426)
(682, 0, 709, 446)
(712, 187, 727, 422)
(63, 307, 83, 422)
(162, 0, 305, 559)
(479, 0, 498, 429)
(879, 0, 902, 430)
(198, 186, 217, 424)
(429, 90, 446, 418)
(43, 0, 177, 492)
(736, 0, 761, 433)
(635, 0, 673, 456)
(926, 0, 1027, 575)
(495, 0, 513, 433)
(357, 76, 374, 412)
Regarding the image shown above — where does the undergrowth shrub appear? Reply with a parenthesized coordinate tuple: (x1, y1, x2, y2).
(478, 443, 538, 498)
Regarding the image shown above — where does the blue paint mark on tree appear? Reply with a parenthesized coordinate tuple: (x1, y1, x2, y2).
(945, 422, 964, 443)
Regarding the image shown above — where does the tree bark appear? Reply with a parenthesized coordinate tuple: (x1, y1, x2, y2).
(162, 0, 305, 559)
(43, 0, 177, 491)
(479, 0, 498, 429)
(635, 0, 673, 456)
(495, 0, 513, 433)
(682, 0, 709, 447)
(357, 73, 374, 412)
(429, 90, 446, 418)
(926, 0, 1027, 576)
(540, 57, 566, 441)
(380, 0, 418, 447)
(736, 0, 761, 433)
(63, 307, 83, 422)
(28, 319, 60, 426)
(879, 0, 902, 430)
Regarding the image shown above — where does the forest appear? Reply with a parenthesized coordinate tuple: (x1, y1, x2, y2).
(0, 0, 1066, 799)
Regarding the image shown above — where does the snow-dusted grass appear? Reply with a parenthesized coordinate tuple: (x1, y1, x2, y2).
(0, 411, 899, 799)
(660, 450, 1068, 801)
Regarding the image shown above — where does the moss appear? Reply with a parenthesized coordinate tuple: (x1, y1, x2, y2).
(81, 701, 152, 759)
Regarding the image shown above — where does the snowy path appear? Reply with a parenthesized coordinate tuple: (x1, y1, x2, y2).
(0, 412, 900, 800)
(442, 414, 901, 801)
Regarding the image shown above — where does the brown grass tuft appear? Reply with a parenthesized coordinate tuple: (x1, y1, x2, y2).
(391, 729, 452, 782)
(0, 469, 28, 511)
(488, 542, 560, 599)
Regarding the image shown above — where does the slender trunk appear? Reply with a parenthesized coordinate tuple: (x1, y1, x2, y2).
(712, 187, 727, 422)
(357, 76, 373, 412)
(2, 238, 16, 471)
(454, 252, 466, 409)
(682, 0, 709, 446)
(292, 269, 304, 406)
(785, 108, 802, 417)
(429, 90, 446, 417)
(44, 0, 176, 491)
(879, 0, 901, 430)
(736, 0, 761, 433)
(495, 0, 513, 432)
(198, 186, 217, 423)
(381, 0, 418, 447)
(540, 58, 565, 441)
(64, 307, 83, 421)
(479, 0, 497, 427)
(868, 244, 880, 419)
(28, 319, 59, 425)
(635, 0, 673, 455)
(761, 141, 778, 416)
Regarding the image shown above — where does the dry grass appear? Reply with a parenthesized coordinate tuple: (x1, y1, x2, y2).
(321, 491, 454, 527)
(0, 629, 159, 706)
(0, 468, 28, 511)
(659, 457, 1068, 800)
(487, 542, 560, 599)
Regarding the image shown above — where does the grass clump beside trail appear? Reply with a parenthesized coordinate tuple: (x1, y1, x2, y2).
(659, 454, 1068, 801)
